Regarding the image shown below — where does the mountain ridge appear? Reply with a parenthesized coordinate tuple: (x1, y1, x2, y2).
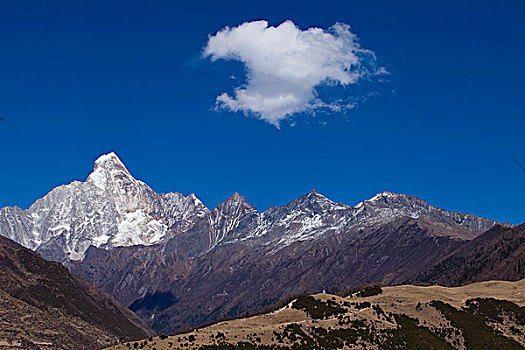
(0, 152, 507, 333)
(0, 152, 499, 263)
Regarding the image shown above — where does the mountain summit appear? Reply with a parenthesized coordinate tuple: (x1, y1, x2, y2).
(87, 152, 134, 190)
(1, 152, 496, 262)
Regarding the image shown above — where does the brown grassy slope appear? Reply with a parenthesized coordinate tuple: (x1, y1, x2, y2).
(0, 234, 154, 350)
(413, 223, 525, 286)
(109, 279, 525, 350)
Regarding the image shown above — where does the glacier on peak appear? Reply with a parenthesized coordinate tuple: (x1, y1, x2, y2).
(114, 209, 167, 246)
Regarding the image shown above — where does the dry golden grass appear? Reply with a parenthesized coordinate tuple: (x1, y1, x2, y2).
(108, 279, 525, 350)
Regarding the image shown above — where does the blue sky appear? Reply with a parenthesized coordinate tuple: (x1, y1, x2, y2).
(0, 0, 524, 224)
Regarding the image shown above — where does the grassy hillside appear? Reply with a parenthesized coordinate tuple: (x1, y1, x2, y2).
(108, 279, 525, 350)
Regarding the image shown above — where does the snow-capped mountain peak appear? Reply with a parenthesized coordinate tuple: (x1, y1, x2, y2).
(87, 152, 136, 191)
(94, 152, 127, 171)
(0, 153, 499, 263)
(351, 190, 495, 233)
(0, 153, 176, 261)
(369, 190, 405, 200)
(286, 190, 348, 213)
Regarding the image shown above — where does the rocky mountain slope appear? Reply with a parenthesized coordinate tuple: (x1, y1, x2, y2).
(414, 223, 525, 286)
(110, 215, 478, 333)
(109, 279, 525, 350)
(0, 152, 502, 333)
(0, 234, 154, 349)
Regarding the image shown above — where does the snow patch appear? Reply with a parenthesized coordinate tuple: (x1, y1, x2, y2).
(87, 167, 107, 190)
(112, 209, 167, 247)
(369, 191, 399, 201)
(49, 224, 70, 232)
(92, 234, 110, 247)
(94, 152, 123, 168)
(189, 193, 205, 208)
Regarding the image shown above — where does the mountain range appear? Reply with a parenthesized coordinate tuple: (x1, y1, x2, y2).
(0, 152, 516, 334)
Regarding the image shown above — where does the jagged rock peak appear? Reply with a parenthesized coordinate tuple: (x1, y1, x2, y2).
(369, 191, 413, 201)
(307, 189, 323, 197)
(94, 151, 125, 167)
(87, 152, 136, 189)
(284, 190, 349, 213)
(188, 193, 205, 207)
(353, 190, 496, 233)
(1, 152, 500, 266)
(299, 189, 338, 204)
(370, 190, 403, 198)
(92, 152, 130, 173)
(355, 191, 424, 208)
(224, 192, 247, 204)
(218, 192, 258, 212)
(230, 192, 244, 200)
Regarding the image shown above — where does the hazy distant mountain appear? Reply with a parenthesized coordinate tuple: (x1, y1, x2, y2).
(0, 152, 502, 333)
(0, 234, 154, 349)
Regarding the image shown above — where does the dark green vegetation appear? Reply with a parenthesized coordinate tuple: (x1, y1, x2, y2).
(279, 314, 455, 349)
(193, 315, 456, 350)
(354, 301, 372, 310)
(431, 299, 524, 350)
(383, 314, 454, 350)
(349, 285, 384, 298)
(466, 298, 525, 326)
(291, 296, 346, 319)
(354, 285, 383, 298)
(198, 343, 287, 349)
(338, 282, 386, 297)
(202, 297, 525, 349)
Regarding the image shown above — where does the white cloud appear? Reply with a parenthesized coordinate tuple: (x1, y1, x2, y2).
(203, 20, 384, 127)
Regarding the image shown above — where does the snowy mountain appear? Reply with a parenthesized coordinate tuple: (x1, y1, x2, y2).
(0, 152, 496, 262)
(0, 152, 209, 261)
(0, 152, 502, 333)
